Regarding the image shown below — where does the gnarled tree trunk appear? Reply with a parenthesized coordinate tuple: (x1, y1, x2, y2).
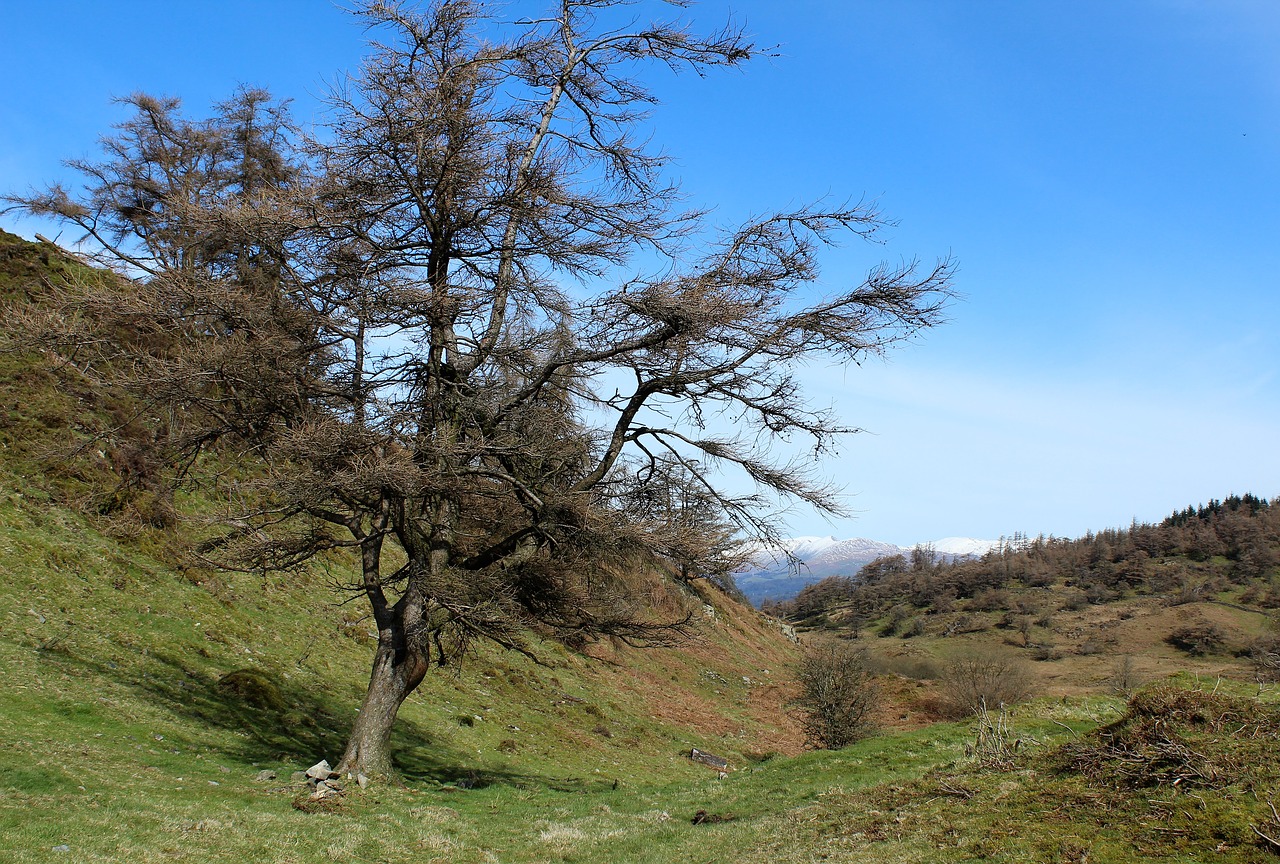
(334, 622, 429, 779)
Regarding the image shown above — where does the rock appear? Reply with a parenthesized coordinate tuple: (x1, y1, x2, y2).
(357, 773, 369, 789)
(689, 747, 730, 770)
(289, 771, 308, 784)
(309, 783, 341, 801)
(254, 770, 278, 782)
(305, 759, 337, 781)
(52, 846, 69, 853)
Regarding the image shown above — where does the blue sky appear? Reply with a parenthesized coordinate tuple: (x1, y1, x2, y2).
(3, 1, 1279, 546)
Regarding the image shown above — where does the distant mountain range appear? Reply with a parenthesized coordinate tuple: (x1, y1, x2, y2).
(737, 535, 1001, 606)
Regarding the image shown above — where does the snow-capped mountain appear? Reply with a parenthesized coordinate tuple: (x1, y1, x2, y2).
(737, 535, 1002, 606)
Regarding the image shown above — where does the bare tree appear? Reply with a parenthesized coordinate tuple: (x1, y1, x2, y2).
(939, 651, 1034, 718)
(796, 641, 879, 749)
(7, 0, 953, 779)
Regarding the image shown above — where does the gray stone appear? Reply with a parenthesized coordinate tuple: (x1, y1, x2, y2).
(689, 748, 730, 770)
(310, 783, 341, 801)
(305, 759, 337, 781)
(254, 770, 278, 782)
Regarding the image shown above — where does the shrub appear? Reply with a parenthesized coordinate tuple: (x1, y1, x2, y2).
(879, 604, 912, 637)
(1077, 638, 1103, 656)
(796, 642, 879, 749)
(1166, 622, 1226, 656)
(1246, 635, 1280, 682)
(938, 651, 1034, 718)
(1110, 654, 1142, 695)
(865, 652, 940, 680)
(1166, 579, 1204, 607)
(969, 588, 1009, 613)
(1061, 590, 1089, 611)
(217, 668, 285, 711)
(1085, 583, 1116, 605)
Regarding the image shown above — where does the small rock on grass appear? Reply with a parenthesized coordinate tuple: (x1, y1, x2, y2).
(305, 759, 337, 781)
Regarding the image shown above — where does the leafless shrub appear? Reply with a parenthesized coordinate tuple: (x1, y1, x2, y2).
(902, 617, 926, 638)
(1077, 638, 1104, 656)
(796, 642, 880, 749)
(1247, 636, 1280, 684)
(864, 652, 940, 680)
(1085, 583, 1116, 605)
(879, 604, 912, 637)
(1166, 579, 1204, 607)
(1061, 590, 1089, 611)
(1110, 654, 1142, 695)
(969, 588, 1009, 613)
(939, 651, 1034, 718)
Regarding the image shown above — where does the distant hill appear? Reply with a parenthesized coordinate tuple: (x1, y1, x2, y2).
(774, 495, 1280, 699)
(737, 535, 1000, 605)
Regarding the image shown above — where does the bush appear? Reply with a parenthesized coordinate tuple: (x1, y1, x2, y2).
(1166, 579, 1204, 607)
(1077, 638, 1103, 656)
(938, 651, 1034, 718)
(796, 642, 879, 749)
(1110, 654, 1142, 695)
(969, 588, 1009, 613)
(879, 604, 911, 637)
(1166, 622, 1226, 656)
(1061, 590, 1089, 611)
(864, 652, 940, 680)
(217, 668, 285, 711)
(1246, 635, 1280, 681)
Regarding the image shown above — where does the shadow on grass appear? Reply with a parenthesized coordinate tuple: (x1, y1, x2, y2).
(34, 644, 607, 791)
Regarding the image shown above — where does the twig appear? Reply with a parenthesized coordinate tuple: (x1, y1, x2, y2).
(1051, 719, 1078, 737)
(1251, 825, 1280, 849)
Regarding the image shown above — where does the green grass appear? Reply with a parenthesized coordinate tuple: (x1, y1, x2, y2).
(0, 409, 1277, 864)
(4, 472, 1280, 863)
(3, 230, 1280, 861)
(0, 417, 1275, 863)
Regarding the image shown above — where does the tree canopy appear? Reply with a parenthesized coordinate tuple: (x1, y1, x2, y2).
(7, 0, 954, 778)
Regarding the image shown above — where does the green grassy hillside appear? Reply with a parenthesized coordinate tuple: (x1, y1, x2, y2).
(3, 230, 1280, 863)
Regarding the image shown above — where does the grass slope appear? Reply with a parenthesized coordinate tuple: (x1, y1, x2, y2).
(3, 230, 1280, 862)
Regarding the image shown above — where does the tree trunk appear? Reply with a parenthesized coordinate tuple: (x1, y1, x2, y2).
(334, 636, 429, 780)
